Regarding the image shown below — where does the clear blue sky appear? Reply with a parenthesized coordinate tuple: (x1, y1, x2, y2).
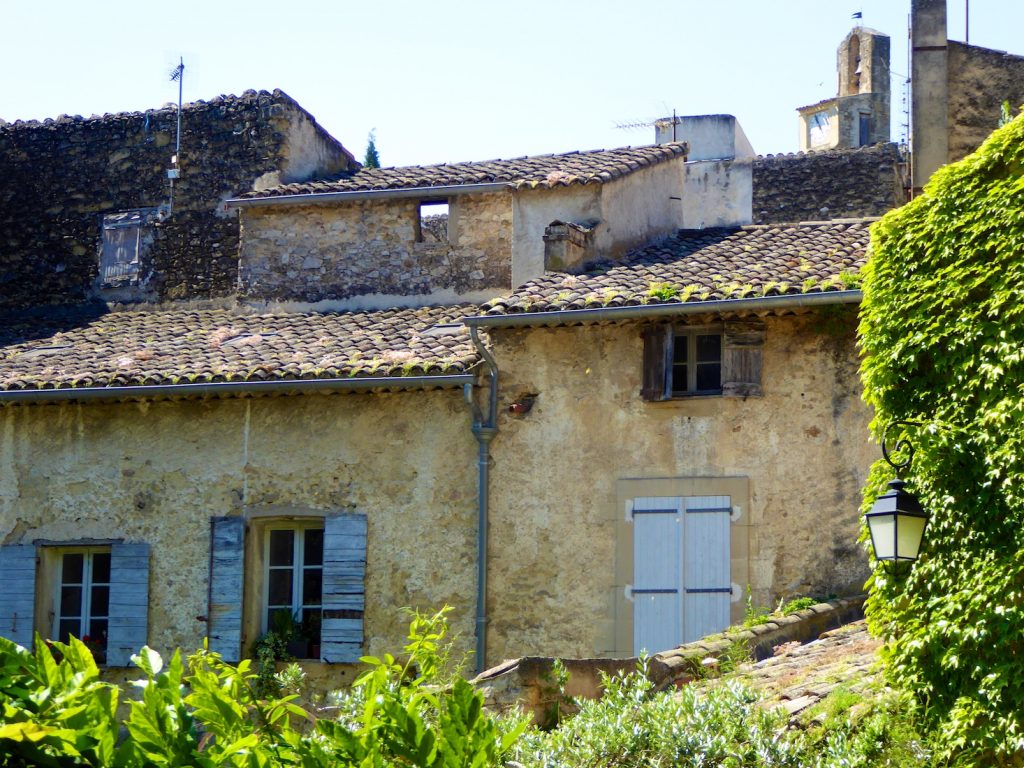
(3, 1, 1022, 167)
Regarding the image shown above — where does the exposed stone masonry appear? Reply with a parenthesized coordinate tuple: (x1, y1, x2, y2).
(752, 143, 906, 224)
(0, 90, 354, 309)
(239, 193, 512, 302)
(947, 42, 1024, 164)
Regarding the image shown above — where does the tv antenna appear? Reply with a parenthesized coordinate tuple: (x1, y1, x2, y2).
(615, 109, 682, 142)
(166, 58, 184, 217)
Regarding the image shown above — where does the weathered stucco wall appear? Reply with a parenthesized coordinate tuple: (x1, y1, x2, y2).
(511, 161, 686, 286)
(947, 42, 1024, 165)
(0, 391, 477, 673)
(0, 90, 355, 309)
(681, 159, 752, 229)
(239, 192, 513, 305)
(484, 311, 873, 663)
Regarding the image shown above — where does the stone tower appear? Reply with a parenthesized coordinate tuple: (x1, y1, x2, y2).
(798, 27, 891, 151)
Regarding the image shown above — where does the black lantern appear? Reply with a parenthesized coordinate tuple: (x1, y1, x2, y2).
(865, 421, 930, 562)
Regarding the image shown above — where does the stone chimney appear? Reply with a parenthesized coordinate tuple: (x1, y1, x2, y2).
(911, 0, 949, 191)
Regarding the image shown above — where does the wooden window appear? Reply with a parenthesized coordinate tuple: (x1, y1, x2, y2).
(263, 524, 324, 659)
(0, 541, 150, 667)
(99, 210, 151, 286)
(642, 320, 764, 400)
(54, 548, 111, 664)
(208, 513, 366, 664)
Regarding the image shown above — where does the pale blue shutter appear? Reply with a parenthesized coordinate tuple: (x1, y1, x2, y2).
(107, 542, 150, 667)
(208, 516, 245, 661)
(631, 497, 684, 655)
(321, 513, 367, 663)
(682, 496, 732, 643)
(0, 544, 37, 649)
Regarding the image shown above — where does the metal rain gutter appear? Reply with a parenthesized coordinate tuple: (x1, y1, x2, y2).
(225, 182, 512, 209)
(462, 290, 863, 328)
(0, 373, 476, 406)
(468, 326, 499, 675)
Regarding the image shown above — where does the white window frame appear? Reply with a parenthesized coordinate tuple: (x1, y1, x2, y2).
(261, 522, 324, 637)
(50, 546, 112, 660)
(670, 328, 723, 397)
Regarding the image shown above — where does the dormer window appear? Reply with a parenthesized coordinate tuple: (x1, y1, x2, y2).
(99, 210, 155, 287)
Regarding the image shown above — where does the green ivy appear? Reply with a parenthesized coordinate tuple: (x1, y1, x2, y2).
(859, 110, 1024, 763)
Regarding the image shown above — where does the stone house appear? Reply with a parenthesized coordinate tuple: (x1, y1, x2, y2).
(0, 89, 355, 310)
(0, 94, 886, 677)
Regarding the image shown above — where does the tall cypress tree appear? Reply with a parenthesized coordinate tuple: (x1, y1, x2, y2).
(364, 130, 381, 168)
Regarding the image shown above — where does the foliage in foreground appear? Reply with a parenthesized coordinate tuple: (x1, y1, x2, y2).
(0, 608, 523, 767)
(860, 109, 1024, 763)
(510, 663, 930, 768)
(0, 607, 936, 767)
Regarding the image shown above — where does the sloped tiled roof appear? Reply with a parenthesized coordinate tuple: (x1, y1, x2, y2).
(0, 304, 477, 392)
(480, 220, 871, 316)
(240, 144, 688, 199)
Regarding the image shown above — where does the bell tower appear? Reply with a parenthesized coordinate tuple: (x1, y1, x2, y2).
(798, 27, 891, 151)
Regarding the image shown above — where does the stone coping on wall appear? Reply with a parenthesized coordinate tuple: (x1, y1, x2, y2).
(472, 595, 866, 724)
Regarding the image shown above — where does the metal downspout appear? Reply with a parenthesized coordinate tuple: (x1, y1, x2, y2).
(468, 326, 498, 675)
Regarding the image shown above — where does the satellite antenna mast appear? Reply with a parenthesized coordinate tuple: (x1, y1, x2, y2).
(167, 58, 184, 217)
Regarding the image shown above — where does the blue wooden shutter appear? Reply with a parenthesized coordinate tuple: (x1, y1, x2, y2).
(631, 497, 684, 654)
(683, 496, 732, 643)
(107, 542, 150, 667)
(208, 516, 245, 661)
(321, 513, 367, 663)
(0, 544, 37, 649)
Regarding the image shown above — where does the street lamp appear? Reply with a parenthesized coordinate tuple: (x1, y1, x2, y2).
(865, 421, 930, 562)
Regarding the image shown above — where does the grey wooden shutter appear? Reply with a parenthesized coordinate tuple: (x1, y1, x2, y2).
(208, 516, 246, 661)
(0, 544, 37, 649)
(721, 320, 765, 397)
(321, 513, 367, 663)
(107, 542, 150, 667)
(641, 325, 673, 401)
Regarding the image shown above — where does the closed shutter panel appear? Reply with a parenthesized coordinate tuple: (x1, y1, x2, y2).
(641, 325, 673, 401)
(632, 497, 683, 654)
(208, 516, 246, 661)
(682, 497, 731, 643)
(0, 544, 37, 649)
(107, 542, 150, 667)
(721, 320, 765, 397)
(321, 513, 367, 663)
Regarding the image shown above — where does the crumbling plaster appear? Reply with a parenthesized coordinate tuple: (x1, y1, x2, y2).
(482, 311, 873, 662)
(0, 390, 477, 665)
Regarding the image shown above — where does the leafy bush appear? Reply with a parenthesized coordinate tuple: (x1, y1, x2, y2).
(859, 111, 1024, 762)
(0, 608, 522, 767)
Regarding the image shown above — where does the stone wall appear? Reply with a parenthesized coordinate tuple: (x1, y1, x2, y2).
(238, 192, 512, 305)
(0, 390, 477, 680)
(483, 311, 873, 664)
(0, 90, 355, 309)
(947, 42, 1024, 164)
(752, 143, 906, 224)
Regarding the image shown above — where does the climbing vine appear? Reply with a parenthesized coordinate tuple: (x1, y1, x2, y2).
(860, 110, 1024, 762)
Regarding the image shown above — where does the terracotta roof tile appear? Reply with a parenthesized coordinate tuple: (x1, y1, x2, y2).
(0, 304, 477, 392)
(241, 144, 688, 199)
(480, 220, 871, 316)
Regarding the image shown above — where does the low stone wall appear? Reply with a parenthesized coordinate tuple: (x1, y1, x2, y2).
(473, 596, 865, 725)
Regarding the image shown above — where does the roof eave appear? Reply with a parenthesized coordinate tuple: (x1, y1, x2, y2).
(0, 372, 477, 406)
(226, 182, 513, 209)
(463, 290, 863, 328)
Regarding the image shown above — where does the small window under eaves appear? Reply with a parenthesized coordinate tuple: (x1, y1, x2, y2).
(417, 200, 450, 243)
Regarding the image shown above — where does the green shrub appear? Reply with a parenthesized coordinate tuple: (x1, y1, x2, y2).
(860, 110, 1024, 762)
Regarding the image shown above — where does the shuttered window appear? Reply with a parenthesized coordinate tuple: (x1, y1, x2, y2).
(100, 210, 150, 286)
(641, 321, 765, 400)
(0, 541, 150, 666)
(208, 512, 367, 664)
